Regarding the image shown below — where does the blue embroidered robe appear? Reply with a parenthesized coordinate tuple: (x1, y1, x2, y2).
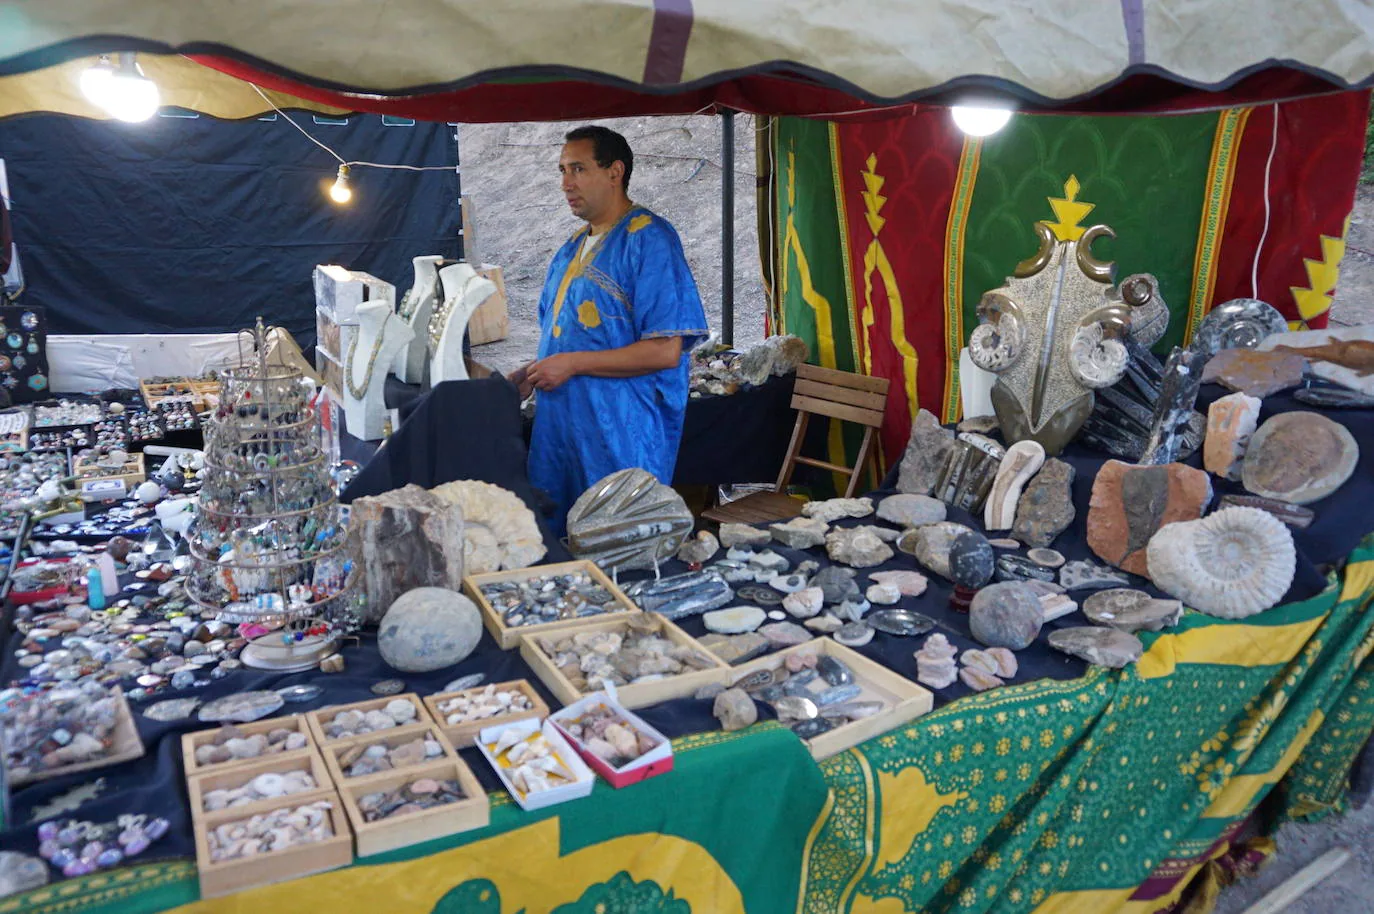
(528, 207, 707, 529)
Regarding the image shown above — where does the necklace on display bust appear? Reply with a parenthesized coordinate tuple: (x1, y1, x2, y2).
(396, 288, 418, 321)
(345, 312, 393, 399)
(427, 273, 480, 356)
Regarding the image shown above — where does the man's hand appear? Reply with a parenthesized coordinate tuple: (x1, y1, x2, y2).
(507, 362, 536, 399)
(526, 353, 582, 391)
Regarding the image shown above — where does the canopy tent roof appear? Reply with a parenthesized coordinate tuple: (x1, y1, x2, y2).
(2, 1, 1373, 120)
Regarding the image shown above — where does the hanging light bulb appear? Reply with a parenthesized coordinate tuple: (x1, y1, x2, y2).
(79, 55, 116, 109)
(951, 104, 1013, 137)
(328, 165, 353, 204)
(81, 53, 160, 122)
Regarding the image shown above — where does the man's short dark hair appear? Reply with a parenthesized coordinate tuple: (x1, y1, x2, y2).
(565, 125, 633, 192)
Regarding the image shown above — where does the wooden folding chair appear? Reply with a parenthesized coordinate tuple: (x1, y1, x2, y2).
(702, 364, 890, 526)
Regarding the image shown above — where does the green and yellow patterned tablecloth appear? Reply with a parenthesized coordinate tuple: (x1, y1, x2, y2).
(7, 539, 1373, 914)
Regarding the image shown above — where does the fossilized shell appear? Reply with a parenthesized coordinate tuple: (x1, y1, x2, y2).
(1145, 506, 1295, 619)
(1074, 225, 1116, 282)
(1068, 320, 1130, 389)
(1118, 273, 1169, 348)
(968, 291, 1026, 373)
(1188, 298, 1288, 359)
(566, 468, 693, 572)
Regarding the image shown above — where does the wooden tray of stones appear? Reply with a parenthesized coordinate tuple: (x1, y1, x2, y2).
(12, 686, 146, 787)
(338, 757, 489, 857)
(463, 559, 643, 650)
(195, 789, 354, 899)
(187, 751, 333, 823)
(139, 378, 206, 411)
(730, 639, 934, 761)
(305, 693, 432, 745)
(320, 722, 459, 787)
(181, 715, 315, 777)
(423, 679, 551, 749)
(72, 451, 147, 489)
(518, 614, 730, 711)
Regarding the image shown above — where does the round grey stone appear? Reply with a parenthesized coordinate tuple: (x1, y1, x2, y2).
(378, 587, 483, 673)
(969, 582, 1043, 650)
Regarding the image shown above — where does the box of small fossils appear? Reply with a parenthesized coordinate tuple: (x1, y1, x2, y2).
(464, 559, 642, 650)
(478, 717, 595, 812)
(422, 679, 550, 749)
(195, 791, 353, 898)
(549, 692, 673, 788)
(337, 756, 488, 857)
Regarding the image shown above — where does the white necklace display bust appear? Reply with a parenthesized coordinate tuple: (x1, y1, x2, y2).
(343, 300, 415, 440)
(392, 254, 445, 384)
(430, 262, 497, 386)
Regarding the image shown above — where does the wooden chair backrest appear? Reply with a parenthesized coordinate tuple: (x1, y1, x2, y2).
(790, 364, 888, 428)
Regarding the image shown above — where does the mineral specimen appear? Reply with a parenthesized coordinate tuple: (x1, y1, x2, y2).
(535, 625, 719, 694)
(896, 409, 955, 495)
(1027, 548, 1065, 568)
(206, 801, 338, 860)
(198, 691, 285, 724)
(378, 587, 482, 673)
(802, 497, 875, 523)
(1038, 593, 1079, 621)
(770, 516, 830, 549)
(1203, 392, 1262, 481)
(915, 633, 958, 688)
(833, 622, 875, 647)
(1010, 458, 1076, 548)
(995, 554, 1057, 583)
(1048, 627, 1143, 668)
(809, 566, 861, 604)
(718, 523, 771, 548)
(1200, 348, 1306, 398)
(759, 621, 814, 647)
(824, 527, 893, 568)
(1216, 494, 1314, 529)
(703, 605, 767, 634)
(1146, 506, 1295, 619)
(984, 440, 1046, 531)
(900, 522, 989, 583)
(931, 439, 1002, 512)
(713, 688, 758, 732)
(357, 778, 467, 822)
(959, 666, 1004, 691)
(1086, 460, 1212, 577)
(865, 583, 902, 605)
(1082, 588, 1182, 632)
(969, 582, 1044, 649)
(1138, 347, 1204, 465)
(876, 494, 947, 528)
(623, 570, 734, 619)
(676, 530, 720, 565)
(782, 587, 825, 619)
(986, 647, 1018, 678)
(430, 479, 546, 574)
(435, 684, 534, 726)
(1293, 385, 1374, 408)
(1241, 411, 1359, 505)
(698, 632, 771, 665)
(1059, 559, 1137, 592)
(348, 484, 466, 622)
(867, 570, 929, 597)
(565, 467, 694, 572)
(948, 530, 996, 589)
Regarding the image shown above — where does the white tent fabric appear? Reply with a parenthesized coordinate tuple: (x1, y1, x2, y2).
(2, 1, 1372, 104)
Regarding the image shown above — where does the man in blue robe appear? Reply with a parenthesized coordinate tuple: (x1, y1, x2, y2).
(509, 126, 708, 531)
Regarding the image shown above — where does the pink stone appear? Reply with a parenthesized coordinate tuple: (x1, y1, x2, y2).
(1203, 393, 1261, 481)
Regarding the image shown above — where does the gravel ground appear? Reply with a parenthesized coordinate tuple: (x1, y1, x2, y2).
(465, 127, 1374, 912)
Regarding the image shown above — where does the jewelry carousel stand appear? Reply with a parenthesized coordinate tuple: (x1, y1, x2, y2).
(343, 300, 415, 441)
(430, 263, 497, 385)
(391, 254, 445, 384)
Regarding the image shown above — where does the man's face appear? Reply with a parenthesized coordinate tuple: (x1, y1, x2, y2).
(559, 139, 622, 223)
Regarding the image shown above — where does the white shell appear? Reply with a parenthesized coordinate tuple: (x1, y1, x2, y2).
(968, 312, 1024, 372)
(1145, 507, 1295, 619)
(1068, 323, 1129, 389)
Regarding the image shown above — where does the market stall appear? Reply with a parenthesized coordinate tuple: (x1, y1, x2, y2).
(3, 7, 1374, 914)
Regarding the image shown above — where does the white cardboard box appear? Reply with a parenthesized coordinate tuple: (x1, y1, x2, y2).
(477, 718, 595, 812)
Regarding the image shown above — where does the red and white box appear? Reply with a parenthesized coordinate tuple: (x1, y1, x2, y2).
(550, 691, 674, 789)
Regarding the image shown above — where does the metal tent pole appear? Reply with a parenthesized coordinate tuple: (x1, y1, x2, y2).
(721, 110, 735, 347)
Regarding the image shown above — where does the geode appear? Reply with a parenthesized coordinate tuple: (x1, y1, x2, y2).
(378, 587, 483, 672)
(1086, 460, 1211, 578)
(1146, 507, 1295, 619)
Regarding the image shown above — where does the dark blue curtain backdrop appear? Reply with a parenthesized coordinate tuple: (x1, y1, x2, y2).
(0, 113, 459, 344)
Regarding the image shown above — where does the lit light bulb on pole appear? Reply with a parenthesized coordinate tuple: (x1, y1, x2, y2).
(951, 104, 1013, 137)
(80, 52, 160, 122)
(329, 165, 353, 204)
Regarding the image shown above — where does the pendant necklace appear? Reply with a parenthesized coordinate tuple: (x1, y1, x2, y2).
(427, 274, 481, 356)
(345, 312, 392, 399)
